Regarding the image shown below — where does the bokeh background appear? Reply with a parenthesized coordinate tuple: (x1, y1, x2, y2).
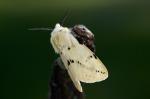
(1, 0, 150, 99)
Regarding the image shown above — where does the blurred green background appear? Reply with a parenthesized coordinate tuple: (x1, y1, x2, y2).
(1, 0, 150, 99)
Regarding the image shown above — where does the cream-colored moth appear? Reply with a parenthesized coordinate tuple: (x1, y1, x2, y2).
(50, 23, 108, 92)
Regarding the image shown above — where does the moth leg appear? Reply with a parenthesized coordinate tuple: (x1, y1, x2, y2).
(68, 70, 83, 92)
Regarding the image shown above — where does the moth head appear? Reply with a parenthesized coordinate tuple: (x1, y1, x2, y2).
(72, 25, 95, 52)
(52, 23, 69, 34)
(50, 23, 71, 53)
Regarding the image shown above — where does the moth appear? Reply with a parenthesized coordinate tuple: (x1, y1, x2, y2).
(50, 23, 108, 92)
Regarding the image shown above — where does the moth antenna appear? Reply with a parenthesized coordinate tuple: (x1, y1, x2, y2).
(28, 27, 53, 31)
(60, 9, 71, 26)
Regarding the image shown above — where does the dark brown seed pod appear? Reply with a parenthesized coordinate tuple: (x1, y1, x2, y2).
(71, 25, 95, 52)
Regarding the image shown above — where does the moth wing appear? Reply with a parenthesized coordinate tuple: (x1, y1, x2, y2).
(78, 45, 108, 83)
(60, 53, 83, 92)
(68, 70, 83, 92)
(61, 44, 108, 83)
